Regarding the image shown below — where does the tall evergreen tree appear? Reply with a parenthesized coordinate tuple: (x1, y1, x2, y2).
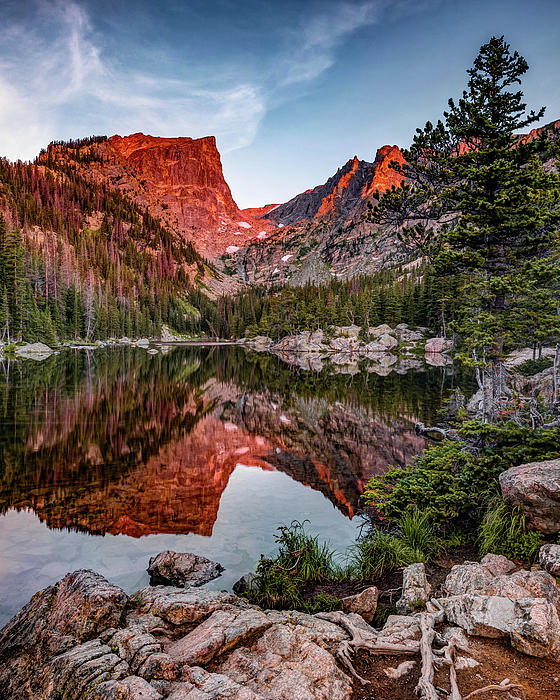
(372, 36, 560, 418)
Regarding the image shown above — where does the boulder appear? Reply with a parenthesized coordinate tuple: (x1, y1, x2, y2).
(479, 553, 517, 577)
(480, 569, 560, 615)
(272, 330, 327, 353)
(167, 608, 272, 665)
(333, 325, 361, 339)
(0, 571, 129, 699)
(245, 335, 272, 350)
(232, 573, 257, 595)
(131, 586, 242, 627)
(329, 337, 357, 352)
(396, 563, 431, 614)
(136, 338, 150, 347)
(396, 329, 424, 342)
(425, 337, 453, 353)
(510, 365, 556, 405)
(147, 551, 224, 587)
(340, 587, 378, 623)
(0, 572, 354, 700)
(510, 597, 560, 660)
(215, 622, 352, 700)
(363, 341, 386, 355)
(109, 627, 163, 673)
(539, 543, 560, 576)
(444, 562, 495, 596)
(15, 342, 54, 360)
(438, 594, 517, 638)
(443, 555, 516, 596)
(499, 459, 560, 533)
(369, 323, 394, 337)
(378, 333, 398, 350)
(467, 388, 483, 413)
(425, 353, 452, 367)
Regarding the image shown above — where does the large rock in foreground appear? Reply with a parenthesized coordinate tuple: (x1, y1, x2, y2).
(0, 570, 353, 700)
(499, 459, 560, 533)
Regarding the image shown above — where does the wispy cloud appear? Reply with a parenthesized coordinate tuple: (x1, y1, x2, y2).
(0, 0, 267, 159)
(0, 0, 425, 161)
(281, 1, 387, 85)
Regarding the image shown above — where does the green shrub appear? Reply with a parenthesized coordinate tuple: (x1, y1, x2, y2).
(478, 492, 544, 564)
(363, 423, 560, 526)
(515, 357, 554, 377)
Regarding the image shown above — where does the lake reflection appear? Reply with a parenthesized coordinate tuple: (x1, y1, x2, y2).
(0, 345, 460, 626)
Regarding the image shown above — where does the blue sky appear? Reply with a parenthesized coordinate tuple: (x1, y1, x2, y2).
(1, 0, 559, 207)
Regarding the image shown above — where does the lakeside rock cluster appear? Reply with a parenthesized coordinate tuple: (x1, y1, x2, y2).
(243, 323, 453, 374)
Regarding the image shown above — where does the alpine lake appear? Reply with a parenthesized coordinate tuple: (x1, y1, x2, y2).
(0, 343, 470, 627)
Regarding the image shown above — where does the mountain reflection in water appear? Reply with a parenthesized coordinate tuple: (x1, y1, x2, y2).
(0, 345, 460, 538)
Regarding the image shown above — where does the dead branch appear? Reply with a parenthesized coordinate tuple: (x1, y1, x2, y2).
(554, 343, 559, 405)
(415, 422, 460, 441)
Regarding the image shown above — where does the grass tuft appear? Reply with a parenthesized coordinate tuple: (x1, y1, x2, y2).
(397, 509, 446, 560)
(347, 530, 419, 580)
(478, 490, 543, 564)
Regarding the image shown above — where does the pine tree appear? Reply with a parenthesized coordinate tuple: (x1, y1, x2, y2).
(373, 36, 560, 418)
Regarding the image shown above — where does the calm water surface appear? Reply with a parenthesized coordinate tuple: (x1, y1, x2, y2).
(0, 345, 464, 627)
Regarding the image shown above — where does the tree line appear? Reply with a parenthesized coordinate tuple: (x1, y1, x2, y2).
(0, 156, 204, 343)
(185, 266, 464, 340)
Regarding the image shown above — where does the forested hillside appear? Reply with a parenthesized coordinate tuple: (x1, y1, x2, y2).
(186, 265, 462, 340)
(0, 138, 205, 343)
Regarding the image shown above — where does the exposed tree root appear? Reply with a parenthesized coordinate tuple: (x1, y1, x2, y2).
(415, 601, 446, 699)
(316, 611, 418, 684)
(462, 679, 524, 699)
(319, 602, 525, 699)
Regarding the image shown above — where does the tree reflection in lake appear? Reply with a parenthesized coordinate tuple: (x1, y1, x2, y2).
(0, 345, 468, 538)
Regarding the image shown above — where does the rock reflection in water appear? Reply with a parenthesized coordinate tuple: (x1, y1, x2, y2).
(0, 345, 454, 539)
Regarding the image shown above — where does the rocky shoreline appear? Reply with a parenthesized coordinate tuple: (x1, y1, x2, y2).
(3, 460, 560, 699)
(3, 544, 560, 700)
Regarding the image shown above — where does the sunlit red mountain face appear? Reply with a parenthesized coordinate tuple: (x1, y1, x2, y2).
(262, 145, 406, 228)
(41, 133, 276, 258)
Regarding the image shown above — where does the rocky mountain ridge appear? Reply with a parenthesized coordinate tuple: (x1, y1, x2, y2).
(36, 119, 560, 290)
(39, 134, 277, 259)
(221, 144, 415, 286)
(222, 120, 560, 287)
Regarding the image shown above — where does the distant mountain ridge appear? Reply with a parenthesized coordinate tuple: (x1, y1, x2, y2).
(32, 118, 560, 291)
(264, 145, 406, 228)
(221, 144, 412, 285)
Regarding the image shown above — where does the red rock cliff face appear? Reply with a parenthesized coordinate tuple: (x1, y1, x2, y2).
(108, 134, 276, 257)
(363, 145, 407, 197)
(263, 145, 406, 228)
(43, 133, 274, 258)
